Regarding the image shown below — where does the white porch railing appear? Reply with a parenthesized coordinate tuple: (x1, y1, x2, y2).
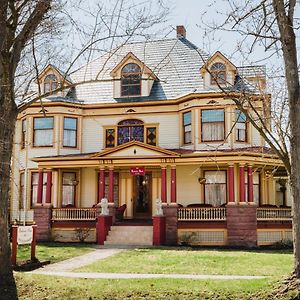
(52, 208, 97, 221)
(257, 208, 292, 221)
(178, 207, 226, 221)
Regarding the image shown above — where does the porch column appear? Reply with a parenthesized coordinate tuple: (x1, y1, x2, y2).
(108, 167, 114, 203)
(45, 170, 52, 204)
(37, 169, 44, 204)
(247, 164, 254, 203)
(161, 166, 167, 203)
(99, 167, 105, 202)
(170, 165, 177, 203)
(228, 164, 235, 203)
(239, 164, 246, 203)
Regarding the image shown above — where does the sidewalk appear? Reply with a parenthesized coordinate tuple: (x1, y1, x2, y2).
(30, 247, 266, 280)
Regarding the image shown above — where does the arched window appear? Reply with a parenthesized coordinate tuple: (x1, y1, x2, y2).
(121, 63, 141, 96)
(117, 119, 144, 145)
(44, 74, 58, 93)
(210, 62, 226, 85)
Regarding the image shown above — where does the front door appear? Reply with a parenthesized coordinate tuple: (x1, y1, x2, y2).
(133, 174, 152, 218)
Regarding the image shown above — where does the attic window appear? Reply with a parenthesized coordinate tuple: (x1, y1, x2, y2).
(210, 63, 226, 85)
(121, 63, 141, 96)
(44, 74, 58, 93)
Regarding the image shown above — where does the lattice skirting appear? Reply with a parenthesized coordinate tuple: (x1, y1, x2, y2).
(51, 228, 96, 243)
(178, 229, 227, 246)
(257, 229, 292, 246)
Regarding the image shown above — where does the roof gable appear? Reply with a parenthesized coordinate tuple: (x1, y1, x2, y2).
(37, 64, 72, 85)
(91, 141, 180, 158)
(110, 52, 158, 80)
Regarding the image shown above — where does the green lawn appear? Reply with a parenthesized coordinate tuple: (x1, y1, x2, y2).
(16, 274, 278, 300)
(76, 247, 293, 277)
(16, 242, 95, 264)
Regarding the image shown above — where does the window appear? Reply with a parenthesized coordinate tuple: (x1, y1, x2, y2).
(62, 172, 77, 207)
(245, 172, 260, 204)
(44, 74, 58, 93)
(63, 117, 77, 147)
(204, 171, 227, 206)
(121, 63, 141, 96)
(21, 119, 26, 149)
(201, 109, 225, 142)
(31, 172, 46, 207)
(210, 62, 226, 85)
(117, 119, 144, 145)
(33, 117, 54, 147)
(183, 111, 192, 144)
(105, 128, 116, 148)
(98, 172, 119, 206)
(19, 173, 25, 209)
(146, 127, 157, 146)
(236, 110, 247, 142)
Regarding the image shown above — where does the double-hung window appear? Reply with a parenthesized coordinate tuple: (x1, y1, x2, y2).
(31, 172, 46, 207)
(63, 117, 77, 147)
(62, 172, 77, 207)
(204, 171, 227, 206)
(21, 119, 26, 148)
(201, 109, 225, 142)
(236, 110, 247, 142)
(183, 111, 192, 144)
(33, 117, 54, 146)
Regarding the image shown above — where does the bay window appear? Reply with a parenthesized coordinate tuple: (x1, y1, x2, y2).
(236, 110, 247, 142)
(33, 117, 54, 147)
(201, 109, 225, 142)
(183, 111, 192, 144)
(63, 117, 77, 147)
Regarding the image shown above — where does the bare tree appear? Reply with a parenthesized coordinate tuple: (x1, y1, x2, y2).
(201, 0, 300, 282)
(0, 1, 168, 298)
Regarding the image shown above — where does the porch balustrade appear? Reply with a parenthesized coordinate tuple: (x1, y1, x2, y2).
(256, 208, 292, 221)
(177, 207, 226, 221)
(52, 208, 97, 221)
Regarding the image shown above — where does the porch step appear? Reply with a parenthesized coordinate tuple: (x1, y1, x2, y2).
(104, 225, 153, 246)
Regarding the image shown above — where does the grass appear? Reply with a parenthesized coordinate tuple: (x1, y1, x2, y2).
(76, 247, 293, 277)
(16, 242, 95, 264)
(16, 274, 276, 300)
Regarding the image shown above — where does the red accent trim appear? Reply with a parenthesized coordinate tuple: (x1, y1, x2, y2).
(228, 166, 235, 203)
(153, 216, 166, 245)
(247, 166, 254, 203)
(239, 165, 245, 202)
(51, 221, 96, 228)
(96, 215, 112, 245)
(99, 169, 105, 201)
(37, 171, 44, 204)
(11, 225, 18, 265)
(257, 222, 292, 229)
(45, 171, 52, 204)
(31, 225, 37, 260)
(171, 167, 177, 203)
(161, 167, 167, 203)
(108, 168, 114, 203)
(178, 222, 227, 229)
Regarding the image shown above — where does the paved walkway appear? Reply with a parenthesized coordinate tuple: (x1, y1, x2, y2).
(31, 247, 266, 280)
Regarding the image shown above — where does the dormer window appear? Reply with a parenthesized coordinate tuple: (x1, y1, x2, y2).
(44, 74, 58, 93)
(210, 62, 226, 85)
(121, 63, 141, 96)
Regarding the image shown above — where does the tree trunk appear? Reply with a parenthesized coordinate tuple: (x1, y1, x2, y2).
(273, 0, 300, 277)
(0, 78, 18, 298)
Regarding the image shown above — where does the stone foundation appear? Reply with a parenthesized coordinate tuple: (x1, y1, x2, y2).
(33, 206, 52, 241)
(226, 205, 257, 247)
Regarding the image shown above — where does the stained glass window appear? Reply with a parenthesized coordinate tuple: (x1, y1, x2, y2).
(117, 119, 144, 145)
(121, 63, 141, 96)
(146, 127, 157, 146)
(106, 128, 115, 148)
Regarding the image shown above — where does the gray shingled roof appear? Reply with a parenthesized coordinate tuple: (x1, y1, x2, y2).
(68, 38, 209, 104)
(21, 37, 265, 106)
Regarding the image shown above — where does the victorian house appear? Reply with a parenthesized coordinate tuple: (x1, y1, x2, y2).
(11, 26, 291, 247)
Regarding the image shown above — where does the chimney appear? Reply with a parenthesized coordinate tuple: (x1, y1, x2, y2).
(176, 25, 186, 39)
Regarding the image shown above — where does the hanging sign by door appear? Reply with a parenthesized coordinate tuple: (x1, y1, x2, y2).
(130, 167, 145, 176)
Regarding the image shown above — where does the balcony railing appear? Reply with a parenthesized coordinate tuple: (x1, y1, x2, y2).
(52, 208, 97, 221)
(257, 208, 292, 221)
(178, 207, 226, 221)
